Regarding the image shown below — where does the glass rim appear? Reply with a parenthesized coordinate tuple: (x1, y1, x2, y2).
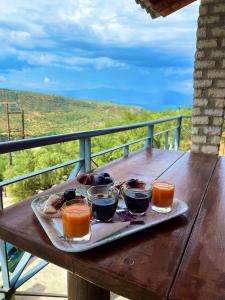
(87, 185, 119, 197)
(62, 198, 90, 209)
(151, 180, 175, 188)
(123, 187, 150, 193)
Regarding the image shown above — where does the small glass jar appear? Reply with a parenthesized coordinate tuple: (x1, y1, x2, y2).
(151, 181, 175, 213)
(123, 188, 150, 216)
(87, 185, 119, 222)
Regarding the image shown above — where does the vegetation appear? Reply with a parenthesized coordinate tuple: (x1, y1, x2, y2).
(0, 88, 140, 136)
(0, 89, 192, 201)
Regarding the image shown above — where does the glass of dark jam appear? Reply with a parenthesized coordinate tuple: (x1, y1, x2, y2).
(87, 186, 119, 222)
(124, 188, 151, 216)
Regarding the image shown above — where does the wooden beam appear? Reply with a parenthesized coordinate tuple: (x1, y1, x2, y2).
(67, 272, 110, 300)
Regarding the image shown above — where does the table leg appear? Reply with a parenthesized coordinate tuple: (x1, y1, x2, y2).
(67, 271, 110, 300)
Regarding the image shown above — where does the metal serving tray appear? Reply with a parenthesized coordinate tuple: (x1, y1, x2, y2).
(31, 196, 188, 253)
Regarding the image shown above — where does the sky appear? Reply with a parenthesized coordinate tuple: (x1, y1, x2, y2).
(0, 0, 200, 110)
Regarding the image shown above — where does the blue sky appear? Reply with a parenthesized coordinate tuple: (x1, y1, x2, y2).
(0, 0, 199, 110)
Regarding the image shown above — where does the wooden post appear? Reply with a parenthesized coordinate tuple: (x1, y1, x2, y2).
(67, 272, 110, 300)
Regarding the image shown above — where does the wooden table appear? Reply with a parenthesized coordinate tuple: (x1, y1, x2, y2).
(0, 148, 223, 300)
(169, 156, 225, 300)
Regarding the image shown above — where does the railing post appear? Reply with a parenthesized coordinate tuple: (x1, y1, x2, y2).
(0, 187, 10, 299)
(0, 186, 3, 211)
(164, 132, 169, 150)
(124, 145, 129, 157)
(176, 117, 182, 150)
(79, 139, 85, 172)
(84, 138, 91, 173)
(145, 125, 154, 148)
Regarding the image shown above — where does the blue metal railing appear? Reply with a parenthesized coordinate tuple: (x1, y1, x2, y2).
(0, 115, 191, 189)
(0, 115, 192, 299)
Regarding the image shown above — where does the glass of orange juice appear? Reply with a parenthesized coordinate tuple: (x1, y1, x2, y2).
(151, 181, 175, 213)
(62, 197, 91, 242)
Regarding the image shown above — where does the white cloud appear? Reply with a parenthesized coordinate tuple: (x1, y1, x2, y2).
(0, 0, 199, 50)
(0, 75, 6, 81)
(12, 49, 127, 70)
(169, 80, 193, 95)
(57, 0, 199, 49)
(163, 67, 194, 76)
(0, 0, 199, 79)
(44, 77, 50, 83)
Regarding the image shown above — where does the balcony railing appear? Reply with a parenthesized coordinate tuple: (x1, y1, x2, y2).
(0, 115, 191, 299)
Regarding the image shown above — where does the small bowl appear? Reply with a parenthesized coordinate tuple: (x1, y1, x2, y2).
(76, 177, 115, 197)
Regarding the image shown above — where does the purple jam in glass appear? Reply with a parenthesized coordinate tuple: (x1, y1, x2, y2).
(124, 189, 150, 215)
(92, 196, 117, 222)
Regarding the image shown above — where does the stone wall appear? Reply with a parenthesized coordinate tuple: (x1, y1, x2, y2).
(192, 0, 225, 155)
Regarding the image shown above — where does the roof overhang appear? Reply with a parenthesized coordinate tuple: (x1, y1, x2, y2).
(135, 0, 197, 18)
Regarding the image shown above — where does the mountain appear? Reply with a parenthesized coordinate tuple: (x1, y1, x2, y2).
(50, 88, 192, 111)
(0, 88, 142, 137)
(7, 86, 192, 111)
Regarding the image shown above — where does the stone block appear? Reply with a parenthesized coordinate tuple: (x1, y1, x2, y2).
(202, 0, 224, 3)
(204, 108, 224, 117)
(194, 89, 202, 97)
(192, 107, 202, 116)
(192, 127, 199, 135)
(198, 16, 220, 26)
(213, 116, 225, 126)
(208, 98, 225, 108)
(208, 70, 225, 79)
(194, 70, 203, 79)
(197, 27, 207, 38)
(208, 89, 225, 98)
(211, 27, 225, 37)
(213, 4, 225, 13)
(197, 39, 217, 49)
(191, 144, 200, 152)
(203, 126, 222, 135)
(201, 145, 219, 155)
(210, 50, 225, 59)
(195, 51, 205, 60)
(194, 98, 208, 107)
(195, 61, 215, 69)
(194, 79, 212, 88)
(199, 5, 208, 16)
(215, 80, 225, 88)
(209, 135, 221, 145)
(192, 116, 209, 125)
(192, 135, 207, 143)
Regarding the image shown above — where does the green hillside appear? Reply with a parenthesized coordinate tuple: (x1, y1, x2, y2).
(0, 89, 141, 136)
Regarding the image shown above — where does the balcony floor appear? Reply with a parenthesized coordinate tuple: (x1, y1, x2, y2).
(15, 262, 126, 300)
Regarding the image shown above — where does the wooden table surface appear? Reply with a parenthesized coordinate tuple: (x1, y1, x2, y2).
(169, 156, 225, 300)
(0, 149, 222, 300)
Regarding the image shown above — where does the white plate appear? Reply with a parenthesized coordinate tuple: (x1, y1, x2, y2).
(31, 197, 188, 253)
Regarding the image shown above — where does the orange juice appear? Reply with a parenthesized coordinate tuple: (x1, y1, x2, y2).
(62, 203, 91, 238)
(151, 181, 175, 213)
